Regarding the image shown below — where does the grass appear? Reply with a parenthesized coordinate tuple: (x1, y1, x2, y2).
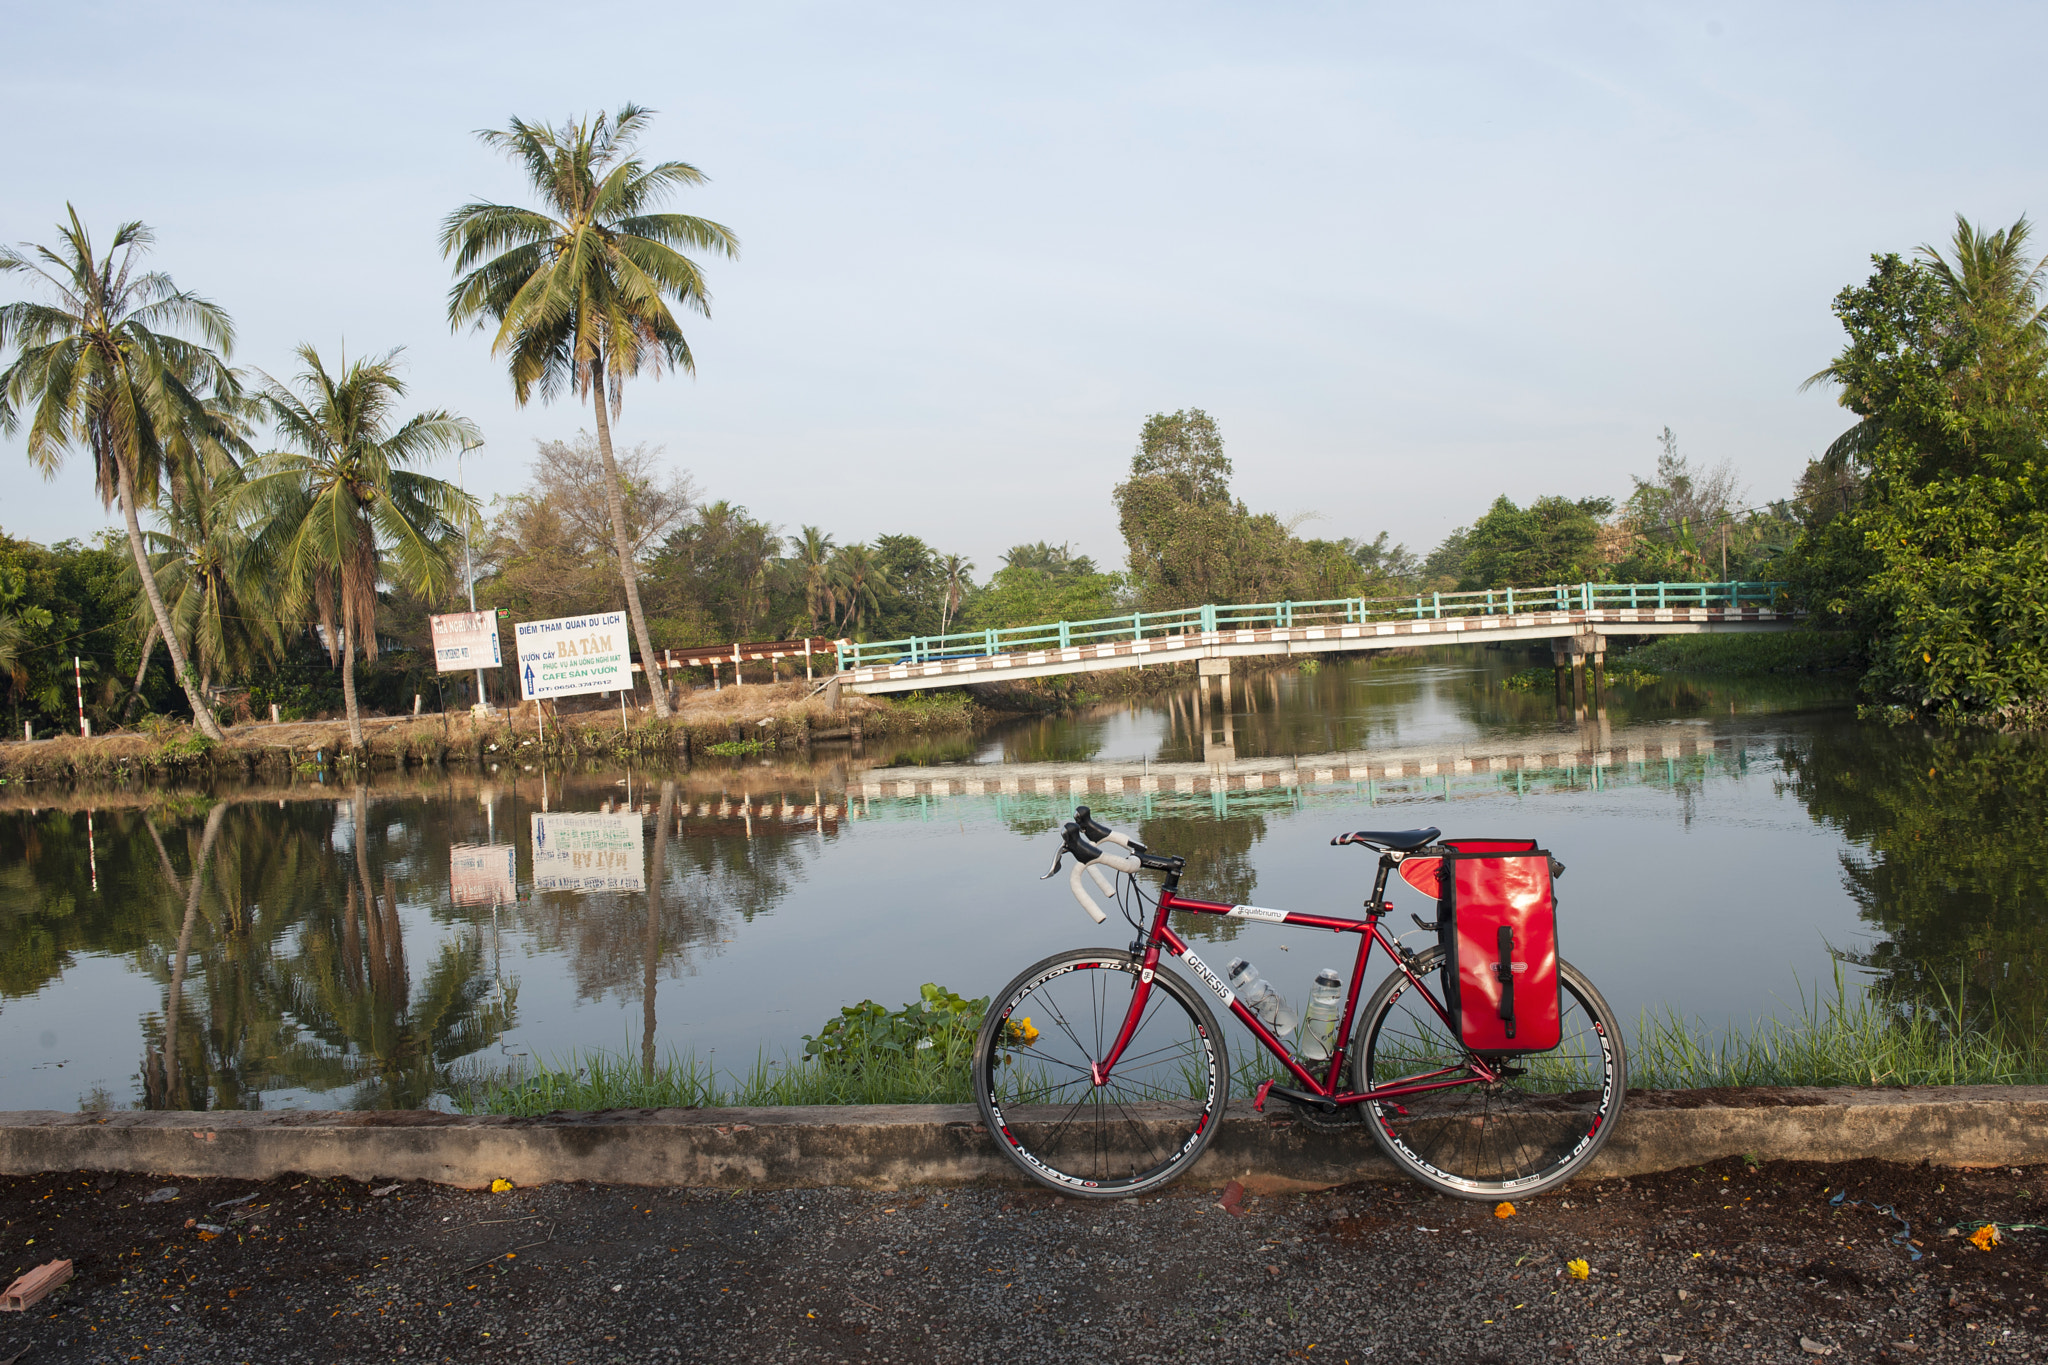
(454, 963, 2048, 1113)
(1629, 962, 2048, 1089)
(1619, 629, 1861, 677)
(453, 1046, 979, 1114)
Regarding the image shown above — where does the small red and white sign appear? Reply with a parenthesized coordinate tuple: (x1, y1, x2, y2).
(430, 611, 502, 672)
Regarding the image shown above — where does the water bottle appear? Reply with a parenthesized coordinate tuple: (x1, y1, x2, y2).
(1226, 958, 1296, 1038)
(1297, 969, 1345, 1061)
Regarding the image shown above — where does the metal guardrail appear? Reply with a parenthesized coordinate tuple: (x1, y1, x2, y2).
(833, 581, 1791, 672)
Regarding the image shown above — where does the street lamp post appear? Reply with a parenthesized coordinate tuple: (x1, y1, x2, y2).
(460, 438, 489, 712)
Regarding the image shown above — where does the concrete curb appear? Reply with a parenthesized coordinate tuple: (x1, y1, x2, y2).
(3, 1087, 2043, 1194)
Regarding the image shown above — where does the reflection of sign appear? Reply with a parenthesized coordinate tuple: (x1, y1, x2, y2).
(514, 611, 633, 700)
(431, 611, 502, 672)
(450, 843, 516, 906)
(530, 812, 645, 893)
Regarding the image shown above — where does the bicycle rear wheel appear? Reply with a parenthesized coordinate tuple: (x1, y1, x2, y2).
(1355, 948, 1624, 1199)
(973, 949, 1228, 1198)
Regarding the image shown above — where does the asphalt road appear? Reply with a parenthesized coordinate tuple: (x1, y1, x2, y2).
(0, 1156, 2040, 1363)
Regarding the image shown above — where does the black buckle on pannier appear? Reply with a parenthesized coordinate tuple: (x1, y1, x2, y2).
(1493, 925, 1517, 1038)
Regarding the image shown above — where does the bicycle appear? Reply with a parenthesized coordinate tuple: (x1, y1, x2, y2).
(972, 806, 1626, 1200)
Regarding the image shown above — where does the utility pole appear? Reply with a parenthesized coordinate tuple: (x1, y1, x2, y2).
(460, 437, 489, 712)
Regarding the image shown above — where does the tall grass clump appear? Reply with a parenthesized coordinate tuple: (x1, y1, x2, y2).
(456, 984, 988, 1115)
(1620, 630, 1860, 677)
(1630, 962, 2048, 1090)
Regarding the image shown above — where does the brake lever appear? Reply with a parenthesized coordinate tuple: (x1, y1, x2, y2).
(1041, 821, 1079, 879)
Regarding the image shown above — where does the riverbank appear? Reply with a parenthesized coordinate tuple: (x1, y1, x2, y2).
(0, 680, 984, 785)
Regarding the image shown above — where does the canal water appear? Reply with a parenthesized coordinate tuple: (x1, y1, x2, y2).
(3, 646, 2044, 1112)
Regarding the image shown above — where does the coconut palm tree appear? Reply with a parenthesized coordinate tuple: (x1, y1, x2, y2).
(239, 345, 476, 749)
(937, 553, 975, 634)
(0, 209, 240, 739)
(793, 526, 837, 635)
(442, 104, 738, 719)
(1807, 215, 2048, 476)
(130, 446, 279, 707)
(829, 543, 882, 636)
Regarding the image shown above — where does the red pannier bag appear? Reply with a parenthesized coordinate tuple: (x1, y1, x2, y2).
(1428, 839, 1562, 1055)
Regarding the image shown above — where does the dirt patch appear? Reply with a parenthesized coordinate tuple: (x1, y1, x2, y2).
(0, 1157, 2040, 1362)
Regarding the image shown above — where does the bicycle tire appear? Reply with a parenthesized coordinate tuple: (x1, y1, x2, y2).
(1355, 948, 1625, 1199)
(973, 948, 1229, 1198)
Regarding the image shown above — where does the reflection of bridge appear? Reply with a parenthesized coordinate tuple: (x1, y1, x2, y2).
(849, 722, 1762, 815)
(832, 582, 1798, 696)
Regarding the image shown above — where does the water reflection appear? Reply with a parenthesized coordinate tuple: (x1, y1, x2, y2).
(6, 648, 2048, 1109)
(1778, 720, 2048, 1031)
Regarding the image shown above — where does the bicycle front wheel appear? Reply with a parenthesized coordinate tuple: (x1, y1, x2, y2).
(973, 949, 1229, 1198)
(1355, 949, 1625, 1199)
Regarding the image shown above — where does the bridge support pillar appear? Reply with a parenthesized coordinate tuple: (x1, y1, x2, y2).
(1197, 657, 1232, 717)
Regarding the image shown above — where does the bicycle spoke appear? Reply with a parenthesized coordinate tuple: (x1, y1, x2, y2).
(976, 952, 1224, 1197)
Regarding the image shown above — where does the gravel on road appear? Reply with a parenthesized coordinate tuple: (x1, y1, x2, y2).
(0, 1155, 2041, 1363)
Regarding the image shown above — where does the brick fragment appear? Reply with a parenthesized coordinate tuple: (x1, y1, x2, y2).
(0, 1259, 73, 1311)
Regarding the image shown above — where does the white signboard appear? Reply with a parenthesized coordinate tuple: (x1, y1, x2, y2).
(450, 843, 517, 906)
(430, 611, 502, 673)
(514, 611, 634, 701)
(530, 812, 645, 894)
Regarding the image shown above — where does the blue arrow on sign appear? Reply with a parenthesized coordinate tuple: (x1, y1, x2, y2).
(523, 662, 536, 695)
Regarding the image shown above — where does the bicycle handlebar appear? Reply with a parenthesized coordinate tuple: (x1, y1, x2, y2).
(1045, 807, 1183, 923)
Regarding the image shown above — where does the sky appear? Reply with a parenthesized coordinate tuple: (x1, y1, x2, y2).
(5, 1, 2045, 575)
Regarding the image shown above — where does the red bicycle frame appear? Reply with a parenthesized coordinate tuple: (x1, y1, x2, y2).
(1094, 852, 1503, 1109)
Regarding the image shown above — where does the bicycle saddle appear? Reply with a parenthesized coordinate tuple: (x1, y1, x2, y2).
(1330, 827, 1441, 851)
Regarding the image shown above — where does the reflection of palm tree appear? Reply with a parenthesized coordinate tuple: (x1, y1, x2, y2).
(644, 781, 674, 1079)
(140, 802, 225, 1108)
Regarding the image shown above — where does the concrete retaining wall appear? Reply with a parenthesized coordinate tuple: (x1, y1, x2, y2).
(2, 1087, 2042, 1194)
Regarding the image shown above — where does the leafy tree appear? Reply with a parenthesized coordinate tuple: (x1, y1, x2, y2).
(1132, 408, 1231, 506)
(0, 210, 241, 738)
(1796, 215, 2048, 717)
(1115, 411, 1323, 609)
(239, 346, 476, 748)
(442, 103, 737, 719)
(1001, 541, 1097, 577)
(1457, 494, 1613, 589)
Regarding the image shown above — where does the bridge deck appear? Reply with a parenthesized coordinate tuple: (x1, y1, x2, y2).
(842, 605, 1798, 694)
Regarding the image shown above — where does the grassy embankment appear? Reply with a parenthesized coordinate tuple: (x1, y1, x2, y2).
(456, 964, 2048, 1115)
(0, 680, 981, 785)
(1617, 629, 1863, 676)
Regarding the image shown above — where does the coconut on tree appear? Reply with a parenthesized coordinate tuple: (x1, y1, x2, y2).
(238, 345, 476, 749)
(0, 209, 244, 739)
(442, 103, 738, 719)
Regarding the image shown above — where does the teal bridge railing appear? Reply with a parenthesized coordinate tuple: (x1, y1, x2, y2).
(834, 580, 1791, 673)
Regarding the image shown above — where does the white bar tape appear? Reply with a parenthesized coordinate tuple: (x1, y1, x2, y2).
(1068, 863, 1108, 923)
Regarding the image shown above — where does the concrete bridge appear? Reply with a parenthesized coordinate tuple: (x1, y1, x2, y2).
(832, 581, 1798, 697)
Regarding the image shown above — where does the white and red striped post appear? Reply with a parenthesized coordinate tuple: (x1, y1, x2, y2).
(74, 655, 86, 737)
